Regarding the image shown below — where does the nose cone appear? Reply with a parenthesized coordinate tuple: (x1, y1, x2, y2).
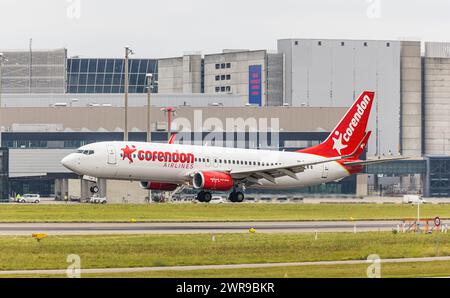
(61, 154, 78, 173)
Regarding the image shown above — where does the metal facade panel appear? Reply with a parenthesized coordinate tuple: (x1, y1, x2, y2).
(425, 42, 450, 58)
(0, 49, 66, 94)
(9, 149, 75, 177)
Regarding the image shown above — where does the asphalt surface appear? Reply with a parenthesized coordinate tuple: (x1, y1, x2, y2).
(0, 256, 449, 276)
(0, 220, 441, 235)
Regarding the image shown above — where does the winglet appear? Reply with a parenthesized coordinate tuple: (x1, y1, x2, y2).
(168, 134, 177, 144)
(350, 131, 372, 159)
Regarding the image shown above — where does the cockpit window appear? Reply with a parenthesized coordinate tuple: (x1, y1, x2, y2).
(77, 150, 95, 155)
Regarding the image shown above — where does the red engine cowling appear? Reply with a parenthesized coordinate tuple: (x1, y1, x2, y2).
(193, 171, 234, 191)
(139, 182, 178, 191)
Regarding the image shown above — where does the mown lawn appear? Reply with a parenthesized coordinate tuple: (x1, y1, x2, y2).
(0, 203, 449, 222)
(0, 232, 448, 271)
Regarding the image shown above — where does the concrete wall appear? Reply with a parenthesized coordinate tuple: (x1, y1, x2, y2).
(183, 55, 202, 93)
(158, 57, 183, 93)
(400, 41, 422, 157)
(267, 53, 284, 106)
(158, 55, 202, 94)
(278, 39, 401, 156)
(423, 57, 450, 155)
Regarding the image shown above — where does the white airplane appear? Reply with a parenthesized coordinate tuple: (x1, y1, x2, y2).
(61, 91, 404, 202)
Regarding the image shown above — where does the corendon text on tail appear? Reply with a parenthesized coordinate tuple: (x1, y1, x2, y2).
(62, 91, 406, 203)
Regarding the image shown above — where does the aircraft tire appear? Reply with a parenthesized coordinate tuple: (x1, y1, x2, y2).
(203, 192, 212, 203)
(197, 191, 206, 202)
(235, 192, 245, 203)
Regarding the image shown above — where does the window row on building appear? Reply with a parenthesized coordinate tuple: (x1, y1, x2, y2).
(215, 62, 231, 69)
(215, 86, 231, 93)
(215, 74, 231, 81)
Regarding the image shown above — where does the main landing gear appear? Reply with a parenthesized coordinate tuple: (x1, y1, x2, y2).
(196, 191, 212, 203)
(195, 189, 245, 203)
(228, 191, 245, 203)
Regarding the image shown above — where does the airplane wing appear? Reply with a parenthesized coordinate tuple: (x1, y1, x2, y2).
(342, 156, 408, 166)
(229, 137, 366, 185)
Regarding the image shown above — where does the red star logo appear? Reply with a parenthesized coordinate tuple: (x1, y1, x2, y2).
(121, 145, 137, 163)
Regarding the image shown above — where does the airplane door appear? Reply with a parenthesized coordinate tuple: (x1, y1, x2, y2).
(321, 164, 329, 179)
(107, 146, 117, 165)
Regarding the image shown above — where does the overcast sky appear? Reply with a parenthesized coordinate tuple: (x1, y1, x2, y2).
(1, 0, 449, 58)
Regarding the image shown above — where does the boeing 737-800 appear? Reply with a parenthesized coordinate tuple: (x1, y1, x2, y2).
(61, 91, 404, 202)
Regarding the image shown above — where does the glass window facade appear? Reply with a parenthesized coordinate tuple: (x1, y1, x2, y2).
(67, 58, 158, 94)
(425, 156, 450, 197)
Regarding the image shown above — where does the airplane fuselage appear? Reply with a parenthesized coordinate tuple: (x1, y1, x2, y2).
(63, 141, 351, 190)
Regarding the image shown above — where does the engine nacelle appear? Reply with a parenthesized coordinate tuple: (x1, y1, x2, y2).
(193, 171, 234, 191)
(139, 182, 178, 191)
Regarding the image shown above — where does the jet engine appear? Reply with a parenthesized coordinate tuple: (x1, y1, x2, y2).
(192, 171, 234, 191)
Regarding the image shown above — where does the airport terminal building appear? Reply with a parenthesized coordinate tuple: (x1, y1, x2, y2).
(0, 38, 449, 202)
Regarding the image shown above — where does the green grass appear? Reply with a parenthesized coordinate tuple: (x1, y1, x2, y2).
(0, 232, 448, 271)
(10, 261, 448, 278)
(0, 204, 449, 222)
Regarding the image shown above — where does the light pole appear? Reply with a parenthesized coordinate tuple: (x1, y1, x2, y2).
(0, 53, 8, 108)
(146, 74, 153, 143)
(124, 46, 134, 141)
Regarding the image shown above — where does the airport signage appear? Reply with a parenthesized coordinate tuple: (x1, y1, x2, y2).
(248, 65, 262, 106)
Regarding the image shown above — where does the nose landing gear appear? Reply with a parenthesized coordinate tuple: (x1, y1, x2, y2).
(90, 185, 99, 194)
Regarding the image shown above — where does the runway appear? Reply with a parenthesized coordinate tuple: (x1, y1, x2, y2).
(0, 220, 433, 235)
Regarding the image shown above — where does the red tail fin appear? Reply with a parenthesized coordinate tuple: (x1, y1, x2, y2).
(299, 91, 375, 157)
